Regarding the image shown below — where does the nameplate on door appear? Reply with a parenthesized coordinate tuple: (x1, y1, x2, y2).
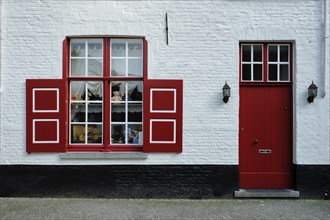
(259, 149, 272, 154)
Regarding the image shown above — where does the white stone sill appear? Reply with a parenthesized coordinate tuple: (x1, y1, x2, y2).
(60, 152, 147, 159)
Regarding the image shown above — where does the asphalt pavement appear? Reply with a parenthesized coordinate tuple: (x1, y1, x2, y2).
(1, 197, 329, 220)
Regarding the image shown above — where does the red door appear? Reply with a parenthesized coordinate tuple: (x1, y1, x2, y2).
(239, 85, 292, 188)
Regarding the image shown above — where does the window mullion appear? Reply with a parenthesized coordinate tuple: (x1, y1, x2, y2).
(277, 45, 280, 82)
(251, 45, 254, 81)
(85, 82, 88, 144)
(264, 44, 268, 82)
(85, 41, 88, 77)
(125, 83, 128, 144)
(126, 41, 128, 77)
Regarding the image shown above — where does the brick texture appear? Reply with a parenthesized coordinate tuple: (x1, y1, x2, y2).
(0, 165, 238, 198)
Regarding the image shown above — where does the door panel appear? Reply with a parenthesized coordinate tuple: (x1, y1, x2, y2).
(239, 86, 292, 188)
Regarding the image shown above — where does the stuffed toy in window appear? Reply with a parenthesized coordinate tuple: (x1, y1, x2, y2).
(111, 91, 122, 101)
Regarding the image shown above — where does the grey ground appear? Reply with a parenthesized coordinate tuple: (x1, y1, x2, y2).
(0, 198, 329, 220)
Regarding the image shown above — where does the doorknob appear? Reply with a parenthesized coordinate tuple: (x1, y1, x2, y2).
(254, 139, 259, 144)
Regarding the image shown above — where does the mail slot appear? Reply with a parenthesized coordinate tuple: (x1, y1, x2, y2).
(259, 149, 272, 154)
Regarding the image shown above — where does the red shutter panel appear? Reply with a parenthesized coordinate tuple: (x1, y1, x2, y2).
(143, 79, 183, 152)
(26, 79, 67, 152)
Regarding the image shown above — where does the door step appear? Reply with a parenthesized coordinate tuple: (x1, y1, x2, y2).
(234, 189, 300, 198)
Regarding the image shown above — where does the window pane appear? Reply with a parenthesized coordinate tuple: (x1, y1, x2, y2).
(111, 59, 126, 76)
(71, 124, 85, 143)
(253, 64, 262, 81)
(111, 104, 125, 122)
(87, 124, 102, 144)
(88, 41, 102, 57)
(71, 81, 86, 101)
(111, 42, 126, 57)
(128, 40, 143, 57)
(268, 45, 278, 62)
(128, 59, 143, 77)
(242, 45, 251, 62)
(128, 104, 142, 122)
(111, 81, 126, 100)
(71, 40, 85, 57)
(128, 124, 143, 144)
(71, 59, 86, 76)
(88, 104, 102, 122)
(87, 81, 103, 101)
(253, 45, 262, 62)
(280, 64, 289, 81)
(268, 64, 278, 81)
(127, 81, 143, 101)
(88, 59, 102, 76)
(280, 45, 289, 62)
(242, 64, 251, 80)
(111, 124, 125, 144)
(71, 103, 85, 122)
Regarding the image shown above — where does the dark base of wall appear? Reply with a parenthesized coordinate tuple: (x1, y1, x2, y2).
(0, 165, 238, 199)
(1, 165, 328, 199)
(294, 165, 330, 199)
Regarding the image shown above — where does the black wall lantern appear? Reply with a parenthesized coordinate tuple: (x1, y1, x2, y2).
(307, 81, 318, 103)
(222, 81, 231, 103)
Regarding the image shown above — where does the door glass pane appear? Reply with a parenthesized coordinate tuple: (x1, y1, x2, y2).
(87, 124, 102, 144)
(253, 64, 262, 81)
(71, 40, 85, 57)
(280, 64, 289, 81)
(111, 59, 126, 76)
(111, 41, 126, 57)
(128, 124, 143, 144)
(71, 59, 86, 76)
(71, 124, 85, 143)
(88, 104, 102, 122)
(111, 124, 125, 144)
(242, 45, 251, 62)
(111, 104, 125, 122)
(128, 104, 142, 122)
(87, 81, 103, 101)
(71, 81, 86, 101)
(268, 64, 278, 81)
(88, 59, 102, 76)
(280, 45, 289, 62)
(242, 64, 251, 80)
(268, 45, 278, 62)
(71, 103, 85, 122)
(88, 41, 102, 57)
(128, 59, 142, 77)
(128, 40, 143, 57)
(253, 45, 262, 62)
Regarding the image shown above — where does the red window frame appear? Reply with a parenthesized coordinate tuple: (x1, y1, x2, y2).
(63, 37, 148, 152)
(239, 42, 293, 86)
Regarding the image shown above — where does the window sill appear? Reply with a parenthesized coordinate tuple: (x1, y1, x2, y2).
(60, 152, 147, 159)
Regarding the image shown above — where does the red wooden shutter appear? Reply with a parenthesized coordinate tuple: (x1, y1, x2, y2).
(26, 79, 67, 152)
(143, 79, 183, 152)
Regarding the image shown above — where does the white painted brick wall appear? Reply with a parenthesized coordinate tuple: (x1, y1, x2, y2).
(0, 0, 329, 165)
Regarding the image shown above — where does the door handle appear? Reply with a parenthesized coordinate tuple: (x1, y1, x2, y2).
(254, 139, 259, 144)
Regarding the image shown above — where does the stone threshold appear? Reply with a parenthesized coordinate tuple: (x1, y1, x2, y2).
(234, 189, 300, 198)
(60, 152, 148, 159)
